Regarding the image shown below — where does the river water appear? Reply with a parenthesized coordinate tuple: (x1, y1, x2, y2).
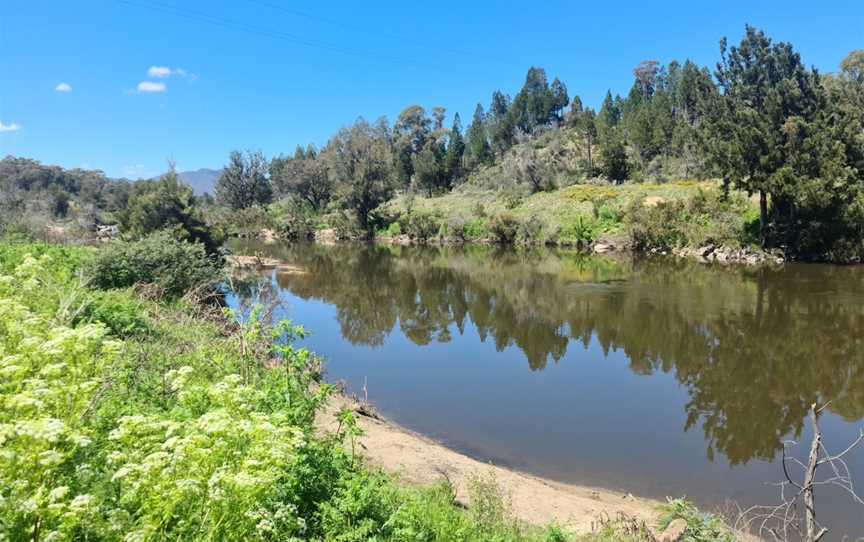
(227, 241, 864, 539)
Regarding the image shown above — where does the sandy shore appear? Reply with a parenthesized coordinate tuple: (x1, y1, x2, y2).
(318, 393, 664, 533)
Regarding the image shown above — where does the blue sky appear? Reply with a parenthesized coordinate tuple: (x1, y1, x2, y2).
(1, 0, 862, 178)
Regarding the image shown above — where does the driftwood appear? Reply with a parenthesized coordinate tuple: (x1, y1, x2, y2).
(735, 403, 864, 542)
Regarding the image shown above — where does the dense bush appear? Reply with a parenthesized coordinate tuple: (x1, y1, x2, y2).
(119, 171, 224, 255)
(277, 214, 316, 241)
(403, 211, 441, 242)
(87, 231, 223, 298)
(554, 217, 596, 248)
(517, 215, 546, 245)
(627, 190, 747, 251)
(76, 289, 150, 337)
(489, 214, 520, 244)
(328, 211, 365, 240)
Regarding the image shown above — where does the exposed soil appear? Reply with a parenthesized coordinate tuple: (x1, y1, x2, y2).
(318, 393, 664, 533)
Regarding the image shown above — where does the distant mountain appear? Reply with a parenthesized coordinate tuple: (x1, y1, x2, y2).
(175, 168, 222, 196)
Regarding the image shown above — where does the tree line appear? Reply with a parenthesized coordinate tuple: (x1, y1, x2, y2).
(208, 26, 863, 259)
(3, 26, 863, 260)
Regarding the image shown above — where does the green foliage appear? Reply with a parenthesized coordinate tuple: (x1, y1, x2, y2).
(627, 190, 748, 250)
(517, 215, 546, 245)
(329, 211, 365, 240)
(384, 221, 403, 237)
(329, 118, 394, 232)
(119, 168, 223, 255)
(556, 216, 596, 248)
(270, 144, 333, 211)
(503, 185, 525, 209)
(600, 133, 630, 182)
(0, 253, 121, 540)
(658, 499, 735, 542)
(215, 150, 273, 210)
(465, 104, 493, 168)
(277, 214, 316, 241)
(0, 156, 131, 235)
(488, 214, 520, 244)
(77, 289, 150, 337)
(87, 231, 223, 298)
(403, 211, 441, 242)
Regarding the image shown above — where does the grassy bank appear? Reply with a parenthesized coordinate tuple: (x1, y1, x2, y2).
(371, 180, 757, 251)
(0, 239, 738, 541)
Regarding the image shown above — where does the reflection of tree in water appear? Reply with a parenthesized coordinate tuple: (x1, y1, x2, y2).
(231, 241, 864, 465)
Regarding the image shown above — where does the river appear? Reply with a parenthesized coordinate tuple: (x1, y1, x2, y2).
(227, 241, 864, 539)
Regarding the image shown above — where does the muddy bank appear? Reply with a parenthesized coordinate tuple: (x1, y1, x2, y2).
(318, 392, 663, 533)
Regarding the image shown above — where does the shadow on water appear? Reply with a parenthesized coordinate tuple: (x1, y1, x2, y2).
(228, 240, 864, 537)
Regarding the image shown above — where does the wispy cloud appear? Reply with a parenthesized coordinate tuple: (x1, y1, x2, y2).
(137, 81, 167, 94)
(147, 66, 193, 79)
(0, 121, 21, 133)
(147, 66, 172, 78)
(55, 82, 72, 92)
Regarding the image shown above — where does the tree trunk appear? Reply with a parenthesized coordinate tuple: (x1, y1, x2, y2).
(804, 406, 828, 542)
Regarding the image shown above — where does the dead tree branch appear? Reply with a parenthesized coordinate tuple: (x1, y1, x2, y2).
(736, 403, 863, 542)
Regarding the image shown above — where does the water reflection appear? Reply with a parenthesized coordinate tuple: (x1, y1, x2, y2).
(231, 241, 864, 470)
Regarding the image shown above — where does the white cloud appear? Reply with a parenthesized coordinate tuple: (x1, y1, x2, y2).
(55, 82, 72, 92)
(147, 66, 172, 78)
(0, 121, 21, 133)
(147, 66, 192, 79)
(137, 81, 166, 93)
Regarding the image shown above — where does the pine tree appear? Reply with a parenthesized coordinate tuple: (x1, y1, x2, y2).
(444, 113, 466, 185)
(465, 104, 492, 168)
(550, 77, 569, 122)
(597, 91, 621, 136)
(702, 25, 824, 245)
(488, 91, 515, 154)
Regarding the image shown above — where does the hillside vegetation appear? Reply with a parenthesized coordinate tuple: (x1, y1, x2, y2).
(3, 28, 863, 261)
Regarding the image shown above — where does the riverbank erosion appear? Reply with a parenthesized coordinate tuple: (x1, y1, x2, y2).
(320, 393, 663, 532)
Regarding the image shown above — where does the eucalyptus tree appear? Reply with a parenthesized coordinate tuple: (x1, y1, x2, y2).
(270, 145, 333, 211)
(327, 117, 394, 232)
(215, 150, 273, 210)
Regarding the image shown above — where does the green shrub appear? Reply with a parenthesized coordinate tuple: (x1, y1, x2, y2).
(627, 191, 749, 251)
(329, 211, 364, 240)
(557, 216, 596, 248)
(658, 499, 735, 542)
(403, 212, 440, 242)
(87, 230, 223, 298)
(464, 218, 488, 241)
(277, 214, 315, 241)
(517, 215, 546, 245)
(628, 200, 686, 250)
(503, 186, 525, 210)
(488, 214, 520, 244)
(447, 216, 468, 243)
(384, 221, 402, 236)
(77, 289, 150, 337)
(472, 201, 487, 218)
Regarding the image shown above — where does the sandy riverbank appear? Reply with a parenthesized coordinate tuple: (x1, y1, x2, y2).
(318, 392, 664, 533)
